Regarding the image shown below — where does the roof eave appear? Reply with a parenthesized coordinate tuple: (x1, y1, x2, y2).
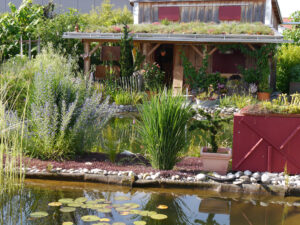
(63, 32, 291, 44)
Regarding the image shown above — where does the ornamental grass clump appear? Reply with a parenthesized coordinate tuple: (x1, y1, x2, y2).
(137, 91, 192, 170)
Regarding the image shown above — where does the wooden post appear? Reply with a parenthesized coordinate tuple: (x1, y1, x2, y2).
(28, 38, 31, 60)
(37, 36, 41, 54)
(20, 36, 23, 57)
(172, 45, 183, 95)
(84, 41, 91, 77)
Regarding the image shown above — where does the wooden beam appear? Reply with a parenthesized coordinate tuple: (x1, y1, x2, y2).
(248, 44, 255, 51)
(191, 45, 203, 58)
(89, 42, 102, 57)
(147, 43, 161, 57)
(84, 41, 91, 77)
(173, 45, 184, 95)
(208, 46, 218, 56)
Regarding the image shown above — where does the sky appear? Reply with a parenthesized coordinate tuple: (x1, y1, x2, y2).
(278, 0, 300, 17)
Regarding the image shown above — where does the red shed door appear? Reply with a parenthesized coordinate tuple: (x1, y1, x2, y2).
(158, 7, 180, 21)
(219, 6, 241, 21)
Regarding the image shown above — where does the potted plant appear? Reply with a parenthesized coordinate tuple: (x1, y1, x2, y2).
(143, 62, 165, 96)
(257, 81, 271, 101)
(190, 109, 233, 174)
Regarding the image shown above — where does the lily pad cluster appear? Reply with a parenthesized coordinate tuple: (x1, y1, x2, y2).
(29, 196, 168, 224)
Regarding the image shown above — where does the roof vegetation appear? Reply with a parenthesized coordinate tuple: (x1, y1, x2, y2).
(85, 22, 274, 35)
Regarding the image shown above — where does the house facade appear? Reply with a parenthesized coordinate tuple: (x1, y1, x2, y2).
(63, 0, 288, 93)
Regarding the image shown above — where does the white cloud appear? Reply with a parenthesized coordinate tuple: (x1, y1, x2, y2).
(278, 0, 300, 17)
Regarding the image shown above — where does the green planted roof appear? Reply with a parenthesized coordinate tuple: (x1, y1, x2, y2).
(85, 22, 274, 36)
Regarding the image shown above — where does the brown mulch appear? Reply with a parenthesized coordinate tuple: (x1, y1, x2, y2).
(24, 153, 204, 178)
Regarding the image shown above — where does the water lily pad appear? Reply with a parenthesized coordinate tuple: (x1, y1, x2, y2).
(62, 222, 74, 225)
(74, 197, 87, 203)
(99, 218, 110, 222)
(92, 223, 110, 225)
(120, 211, 130, 216)
(30, 211, 49, 218)
(95, 198, 106, 202)
(157, 205, 168, 209)
(59, 198, 74, 204)
(68, 203, 82, 207)
(81, 205, 89, 209)
(59, 207, 76, 213)
(147, 211, 157, 216)
(112, 204, 121, 208)
(48, 202, 62, 207)
(139, 210, 150, 216)
(112, 223, 126, 225)
(97, 208, 112, 213)
(81, 215, 101, 222)
(150, 214, 168, 220)
(134, 221, 147, 225)
(124, 203, 140, 209)
(114, 196, 130, 201)
(115, 207, 129, 212)
(86, 200, 99, 205)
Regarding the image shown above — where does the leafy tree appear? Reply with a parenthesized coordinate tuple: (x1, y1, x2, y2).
(0, 0, 44, 61)
(284, 11, 300, 45)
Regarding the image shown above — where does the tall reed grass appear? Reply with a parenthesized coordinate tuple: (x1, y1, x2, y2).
(0, 84, 26, 224)
(138, 91, 192, 170)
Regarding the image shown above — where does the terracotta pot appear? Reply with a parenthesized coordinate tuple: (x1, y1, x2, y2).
(200, 147, 232, 175)
(257, 92, 270, 101)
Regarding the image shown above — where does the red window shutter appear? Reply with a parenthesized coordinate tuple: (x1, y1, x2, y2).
(219, 6, 241, 21)
(158, 7, 180, 21)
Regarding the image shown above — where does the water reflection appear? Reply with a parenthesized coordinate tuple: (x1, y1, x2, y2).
(3, 179, 300, 225)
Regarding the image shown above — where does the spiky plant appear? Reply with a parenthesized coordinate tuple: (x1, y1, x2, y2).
(138, 91, 192, 170)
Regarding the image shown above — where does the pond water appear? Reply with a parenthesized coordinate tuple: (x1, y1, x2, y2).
(99, 113, 233, 157)
(3, 179, 300, 225)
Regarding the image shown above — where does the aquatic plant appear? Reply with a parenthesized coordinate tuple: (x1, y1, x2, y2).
(138, 91, 192, 170)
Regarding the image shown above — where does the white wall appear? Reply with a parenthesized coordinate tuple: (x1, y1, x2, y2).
(0, 0, 132, 14)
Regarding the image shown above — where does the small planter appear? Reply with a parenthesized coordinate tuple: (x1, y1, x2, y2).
(200, 147, 232, 175)
(257, 92, 270, 101)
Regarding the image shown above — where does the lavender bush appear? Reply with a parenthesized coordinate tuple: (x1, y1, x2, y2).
(25, 67, 113, 160)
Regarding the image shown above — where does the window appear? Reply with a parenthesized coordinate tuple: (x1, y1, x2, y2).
(219, 6, 241, 21)
(158, 7, 180, 21)
(212, 50, 246, 74)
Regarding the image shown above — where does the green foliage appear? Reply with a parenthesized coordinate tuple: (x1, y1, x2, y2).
(95, 22, 274, 35)
(277, 45, 300, 93)
(83, 0, 133, 29)
(219, 94, 258, 109)
(181, 51, 225, 92)
(16, 49, 112, 160)
(190, 109, 232, 153)
(283, 11, 300, 45)
(0, 0, 44, 60)
(137, 91, 192, 170)
(119, 24, 134, 77)
(115, 91, 132, 105)
(290, 64, 300, 82)
(36, 8, 86, 57)
(246, 93, 300, 114)
(143, 63, 165, 91)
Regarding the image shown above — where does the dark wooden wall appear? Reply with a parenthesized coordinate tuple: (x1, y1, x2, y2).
(138, 0, 266, 24)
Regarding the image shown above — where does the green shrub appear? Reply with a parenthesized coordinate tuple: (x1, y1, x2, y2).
(220, 94, 258, 109)
(137, 91, 192, 170)
(115, 91, 132, 105)
(143, 63, 165, 91)
(277, 45, 300, 93)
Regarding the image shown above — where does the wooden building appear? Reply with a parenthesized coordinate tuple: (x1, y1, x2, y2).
(63, 0, 288, 93)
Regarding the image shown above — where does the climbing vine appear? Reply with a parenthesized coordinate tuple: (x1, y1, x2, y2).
(217, 44, 277, 91)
